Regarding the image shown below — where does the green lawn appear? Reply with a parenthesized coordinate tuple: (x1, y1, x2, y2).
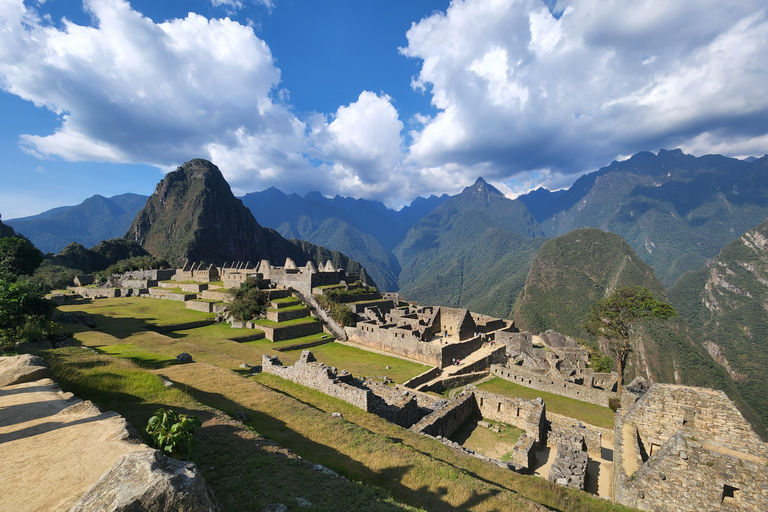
(308, 342, 430, 384)
(270, 297, 300, 304)
(449, 418, 524, 461)
(266, 304, 306, 312)
(476, 378, 615, 429)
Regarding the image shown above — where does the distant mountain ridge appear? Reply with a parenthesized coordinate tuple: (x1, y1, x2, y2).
(6, 193, 148, 254)
(519, 149, 768, 286)
(241, 187, 448, 290)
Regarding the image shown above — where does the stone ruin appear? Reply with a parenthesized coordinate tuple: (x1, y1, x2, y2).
(613, 384, 768, 511)
(349, 302, 514, 368)
(490, 330, 638, 409)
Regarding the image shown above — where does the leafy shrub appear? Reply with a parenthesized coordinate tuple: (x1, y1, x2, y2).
(98, 255, 170, 279)
(145, 407, 202, 459)
(590, 354, 614, 373)
(229, 277, 269, 322)
(608, 397, 621, 412)
(314, 294, 356, 327)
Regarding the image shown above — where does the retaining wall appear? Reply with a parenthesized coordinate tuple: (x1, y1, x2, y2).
(491, 364, 619, 408)
(258, 320, 323, 342)
(410, 392, 476, 438)
(472, 388, 545, 443)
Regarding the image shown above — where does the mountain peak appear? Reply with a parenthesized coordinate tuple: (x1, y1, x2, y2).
(460, 177, 505, 201)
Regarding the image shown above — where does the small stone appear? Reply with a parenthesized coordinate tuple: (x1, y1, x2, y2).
(261, 505, 287, 512)
(176, 352, 193, 363)
(331, 412, 343, 418)
(556, 477, 568, 486)
(295, 497, 312, 506)
(679, 451, 688, 460)
(239, 363, 251, 369)
(235, 411, 249, 421)
(386, 365, 391, 369)
(311, 464, 338, 477)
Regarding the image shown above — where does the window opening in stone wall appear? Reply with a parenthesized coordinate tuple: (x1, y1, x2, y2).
(497, 403, 502, 412)
(722, 484, 739, 504)
(480, 398, 484, 407)
(516, 407, 520, 417)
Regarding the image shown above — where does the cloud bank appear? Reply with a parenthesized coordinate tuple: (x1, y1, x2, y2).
(1, 0, 767, 204)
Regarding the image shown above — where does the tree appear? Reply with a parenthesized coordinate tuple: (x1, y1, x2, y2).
(229, 277, 269, 322)
(0, 236, 44, 280)
(0, 278, 57, 351)
(583, 286, 677, 390)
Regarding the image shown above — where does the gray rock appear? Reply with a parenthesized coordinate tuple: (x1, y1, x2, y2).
(261, 505, 287, 512)
(235, 411, 249, 421)
(176, 353, 194, 364)
(331, 412, 343, 419)
(54, 337, 75, 349)
(68, 450, 221, 512)
(16, 340, 54, 353)
(311, 464, 338, 477)
(295, 497, 312, 506)
(0, 354, 51, 387)
(239, 363, 251, 369)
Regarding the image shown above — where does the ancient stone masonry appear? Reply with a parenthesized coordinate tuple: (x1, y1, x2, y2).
(548, 439, 589, 490)
(613, 384, 768, 511)
(257, 258, 366, 297)
(261, 351, 434, 428)
(410, 388, 546, 471)
(489, 329, 635, 409)
(348, 302, 515, 368)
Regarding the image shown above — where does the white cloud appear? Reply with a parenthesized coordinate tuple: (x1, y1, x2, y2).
(402, 0, 768, 184)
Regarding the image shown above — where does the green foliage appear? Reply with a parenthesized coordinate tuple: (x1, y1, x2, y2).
(229, 277, 269, 322)
(584, 286, 677, 383)
(315, 293, 357, 327)
(98, 255, 170, 278)
(0, 278, 57, 351)
(323, 282, 378, 300)
(26, 262, 82, 291)
(608, 397, 621, 412)
(145, 407, 201, 459)
(590, 354, 614, 373)
(0, 236, 44, 280)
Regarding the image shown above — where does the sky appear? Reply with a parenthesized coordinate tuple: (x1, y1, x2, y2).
(1, 0, 767, 219)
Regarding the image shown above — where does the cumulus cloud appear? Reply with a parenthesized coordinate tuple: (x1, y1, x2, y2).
(402, 0, 768, 185)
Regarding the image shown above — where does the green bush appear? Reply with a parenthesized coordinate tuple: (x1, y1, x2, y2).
(590, 354, 614, 373)
(145, 407, 202, 459)
(608, 397, 621, 412)
(229, 277, 269, 322)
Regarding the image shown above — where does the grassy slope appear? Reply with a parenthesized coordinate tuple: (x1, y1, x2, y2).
(44, 349, 415, 512)
(50, 296, 632, 512)
(476, 378, 615, 430)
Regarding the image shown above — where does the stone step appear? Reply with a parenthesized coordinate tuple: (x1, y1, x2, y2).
(266, 307, 310, 323)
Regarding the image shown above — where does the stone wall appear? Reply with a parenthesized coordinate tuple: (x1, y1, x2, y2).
(420, 371, 488, 394)
(402, 367, 442, 389)
(258, 320, 323, 342)
(266, 307, 309, 322)
(185, 300, 221, 313)
(491, 364, 621, 408)
(201, 290, 234, 302)
(70, 287, 121, 298)
(439, 337, 485, 367)
(547, 411, 611, 449)
(472, 388, 545, 443)
(616, 431, 768, 511)
(351, 321, 444, 366)
(548, 441, 588, 490)
(613, 384, 768, 511)
(435, 307, 476, 341)
(262, 352, 371, 410)
(122, 269, 176, 281)
(410, 392, 477, 438)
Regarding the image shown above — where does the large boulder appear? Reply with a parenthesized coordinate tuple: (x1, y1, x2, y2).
(0, 354, 51, 387)
(68, 450, 221, 512)
(16, 340, 54, 353)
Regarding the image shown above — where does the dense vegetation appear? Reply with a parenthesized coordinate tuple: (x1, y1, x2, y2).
(229, 277, 270, 322)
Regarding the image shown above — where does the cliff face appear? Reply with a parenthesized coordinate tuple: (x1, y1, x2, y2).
(125, 159, 369, 282)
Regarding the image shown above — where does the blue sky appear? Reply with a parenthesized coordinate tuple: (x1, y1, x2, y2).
(1, 0, 767, 219)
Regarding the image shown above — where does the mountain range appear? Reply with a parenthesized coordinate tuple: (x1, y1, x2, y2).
(9, 150, 768, 437)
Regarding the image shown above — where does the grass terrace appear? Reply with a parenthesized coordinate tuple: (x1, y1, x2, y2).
(476, 377, 615, 429)
(253, 316, 319, 328)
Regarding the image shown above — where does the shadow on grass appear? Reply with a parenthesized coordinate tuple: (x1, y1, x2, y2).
(178, 381, 521, 512)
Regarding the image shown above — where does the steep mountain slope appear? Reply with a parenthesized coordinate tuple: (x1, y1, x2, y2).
(125, 159, 368, 280)
(240, 188, 449, 291)
(394, 178, 545, 318)
(511, 228, 665, 336)
(47, 239, 150, 274)
(511, 227, 765, 436)
(668, 220, 768, 432)
(0, 219, 17, 238)
(519, 149, 768, 286)
(6, 193, 148, 254)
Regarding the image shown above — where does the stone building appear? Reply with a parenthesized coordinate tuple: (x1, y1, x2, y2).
(348, 303, 515, 367)
(613, 384, 768, 511)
